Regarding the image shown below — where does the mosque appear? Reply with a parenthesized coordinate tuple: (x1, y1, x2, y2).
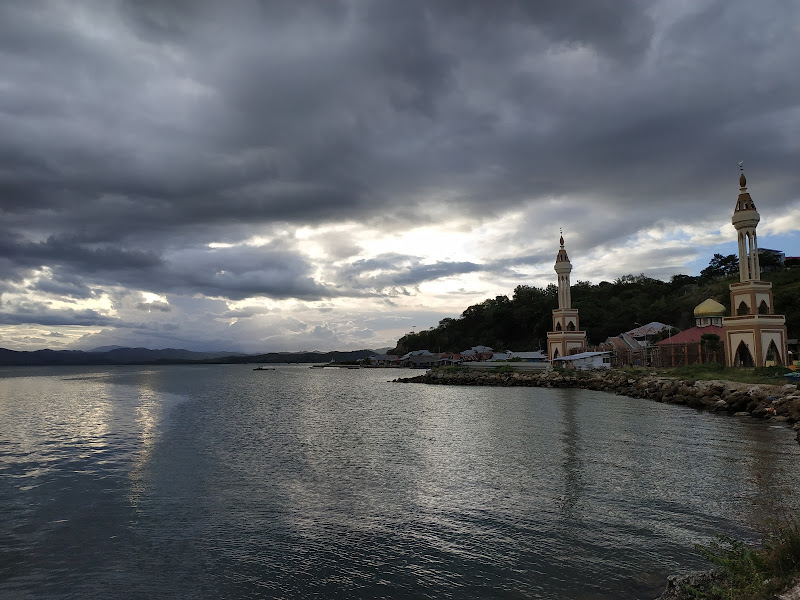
(547, 169, 789, 367)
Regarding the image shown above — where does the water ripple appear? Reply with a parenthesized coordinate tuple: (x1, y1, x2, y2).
(2, 365, 800, 599)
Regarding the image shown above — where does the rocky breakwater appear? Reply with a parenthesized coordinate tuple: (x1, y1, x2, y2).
(394, 368, 800, 445)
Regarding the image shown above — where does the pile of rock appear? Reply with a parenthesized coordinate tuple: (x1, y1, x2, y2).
(394, 368, 800, 443)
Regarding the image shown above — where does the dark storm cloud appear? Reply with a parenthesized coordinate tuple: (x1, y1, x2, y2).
(0, 226, 332, 301)
(135, 301, 171, 312)
(33, 276, 95, 300)
(0, 305, 120, 327)
(0, 232, 163, 272)
(0, 0, 798, 312)
(335, 253, 482, 292)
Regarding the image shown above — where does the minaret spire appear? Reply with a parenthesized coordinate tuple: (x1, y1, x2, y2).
(732, 163, 760, 281)
(554, 231, 572, 309)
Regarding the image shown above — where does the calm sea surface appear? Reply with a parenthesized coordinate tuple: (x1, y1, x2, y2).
(1, 365, 799, 599)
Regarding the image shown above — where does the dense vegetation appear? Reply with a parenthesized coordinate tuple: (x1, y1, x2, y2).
(682, 520, 800, 599)
(392, 256, 800, 355)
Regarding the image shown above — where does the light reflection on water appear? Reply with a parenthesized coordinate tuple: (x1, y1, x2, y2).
(1, 364, 799, 599)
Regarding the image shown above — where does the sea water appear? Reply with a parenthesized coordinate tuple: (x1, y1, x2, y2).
(1, 364, 799, 599)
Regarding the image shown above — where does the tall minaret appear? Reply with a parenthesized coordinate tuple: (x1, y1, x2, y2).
(547, 233, 586, 360)
(555, 234, 572, 309)
(722, 167, 787, 367)
(733, 171, 761, 281)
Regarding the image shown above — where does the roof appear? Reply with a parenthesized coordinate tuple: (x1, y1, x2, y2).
(694, 298, 726, 317)
(605, 333, 644, 351)
(552, 351, 612, 362)
(625, 322, 667, 337)
(408, 354, 441, 363)
(461, 345, 493, 355)
(734, 172, 757, 213)
(509, 351, 547, 360)
(657, 325, 724, 346)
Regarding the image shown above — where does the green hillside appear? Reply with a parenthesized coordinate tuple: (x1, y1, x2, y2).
(391, 259, 800, 355)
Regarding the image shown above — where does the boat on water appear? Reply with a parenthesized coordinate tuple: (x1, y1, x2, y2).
(253, 366, 275, 371)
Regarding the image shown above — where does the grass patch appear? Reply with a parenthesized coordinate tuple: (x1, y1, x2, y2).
(436, 365, 471, 374)
(684, 520, 800, 599)
(657, 363, 791, 385)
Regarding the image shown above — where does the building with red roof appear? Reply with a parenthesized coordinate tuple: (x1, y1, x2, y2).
(656, 298, 726, 367)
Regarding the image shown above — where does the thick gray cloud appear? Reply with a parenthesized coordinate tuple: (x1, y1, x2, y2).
(0, 0, 798, 350)
(334, 253, 482, 293)
(0, 305, 121, 327)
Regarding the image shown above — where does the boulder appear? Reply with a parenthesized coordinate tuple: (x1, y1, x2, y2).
(657, 570, 721, 600)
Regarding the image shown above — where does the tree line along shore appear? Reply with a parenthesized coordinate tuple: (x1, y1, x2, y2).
(390, 259, 800, 357)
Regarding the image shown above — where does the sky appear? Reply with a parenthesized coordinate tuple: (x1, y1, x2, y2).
(1, 1, 799, 353)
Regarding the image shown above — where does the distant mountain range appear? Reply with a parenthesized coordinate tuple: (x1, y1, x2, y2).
(0, 347, 377, 366)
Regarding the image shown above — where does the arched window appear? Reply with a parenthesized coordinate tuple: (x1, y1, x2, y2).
(552, 349, 560, 359)
(737, 301, 749, 316)
(556, 322, 562, 331)
(758, 300, 769, 315)
(566, 321, 575, 331)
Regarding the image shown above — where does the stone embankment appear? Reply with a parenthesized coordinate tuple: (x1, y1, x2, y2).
(395, 368, 800, 444)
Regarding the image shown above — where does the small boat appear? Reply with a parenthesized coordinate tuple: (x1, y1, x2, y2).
(253, 366, 275, 371)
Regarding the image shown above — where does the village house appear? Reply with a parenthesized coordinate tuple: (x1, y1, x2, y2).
(551, 350, 612, 370)
(656, 299, 725, 368)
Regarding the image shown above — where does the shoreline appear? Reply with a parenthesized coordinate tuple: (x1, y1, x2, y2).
(394, 368, 800, 446)
(396, 367, 800, 599)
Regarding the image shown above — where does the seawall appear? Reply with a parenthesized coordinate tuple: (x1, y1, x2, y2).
(394, 368, 800, 445)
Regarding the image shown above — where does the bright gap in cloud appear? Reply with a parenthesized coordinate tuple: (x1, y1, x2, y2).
(141, 292, 169, 304)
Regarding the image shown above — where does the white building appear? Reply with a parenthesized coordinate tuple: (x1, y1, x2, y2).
(551, 351, 612, 370)
(509, 351, 548, 362)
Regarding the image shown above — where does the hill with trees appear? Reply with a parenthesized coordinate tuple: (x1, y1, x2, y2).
(391, 255, 800, 355)
(0, 347, 376, 366)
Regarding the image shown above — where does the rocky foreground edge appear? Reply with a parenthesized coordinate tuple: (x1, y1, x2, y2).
(394, 368, 800, 446)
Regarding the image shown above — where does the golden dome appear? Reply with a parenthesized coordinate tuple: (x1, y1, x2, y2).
(694, 298, 726, 317)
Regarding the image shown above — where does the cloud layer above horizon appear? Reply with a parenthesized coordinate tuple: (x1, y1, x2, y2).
(1, 0, 799, 352)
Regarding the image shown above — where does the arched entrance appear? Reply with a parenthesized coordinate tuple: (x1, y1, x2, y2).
(765, 340, 783, 366)
(733, 341, 754, 367)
